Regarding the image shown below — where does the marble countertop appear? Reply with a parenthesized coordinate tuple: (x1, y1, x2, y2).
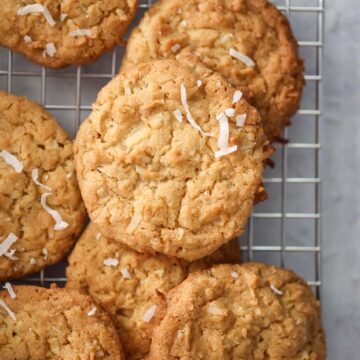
(322, 0, 360, 358)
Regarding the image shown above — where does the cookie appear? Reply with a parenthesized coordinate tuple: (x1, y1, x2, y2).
(0, 91, 86, 281)
(0, 284, 124, 359)
(75, 57, 271, 261)
(66, 223, 241, 359)
(148, 263, 326, 360)
(121, 0, 304, 141)
(0, 0, 138, 68)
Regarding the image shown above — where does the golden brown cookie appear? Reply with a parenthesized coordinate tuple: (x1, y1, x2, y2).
(75, 57, 271, 261)
(0, 0, 138, 68)
(0, 91, 86, 281)
(148, 263, 326, 360)
(121, 0, 304, 141)
(66, 223, 241, 360)
(0, 285, 124, 359)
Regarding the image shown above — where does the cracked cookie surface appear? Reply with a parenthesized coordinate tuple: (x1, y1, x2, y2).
(0, 0, 138, 68)
(121, 0, 304, 141)
(66, 223, 241, 360)
(0, 91, 86, 281)
(75, 57, 270, 261)
(148, 263, 326, 360)
(0, 285, 124, 359)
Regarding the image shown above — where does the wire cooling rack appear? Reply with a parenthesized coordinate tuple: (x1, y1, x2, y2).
(0, 0, 324, 299)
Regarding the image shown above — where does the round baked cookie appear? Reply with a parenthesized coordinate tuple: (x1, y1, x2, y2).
(0, 91, 86, 281)
(148, 263, 326, 360)
(0, 0, 138, 68)
(121, 0, 304, 141)
(0, 285, 124, 359)
(66, 223, 241, 360)
(75, 57, 271, 261)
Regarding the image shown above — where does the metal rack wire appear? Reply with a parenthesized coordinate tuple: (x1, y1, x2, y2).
(0, 0, 324, 299)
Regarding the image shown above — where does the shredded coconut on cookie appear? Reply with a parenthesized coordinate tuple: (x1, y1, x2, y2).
(103, 258, 119, 267)
(87, 306, 97, 316)
(173, 109, 183, 123)
(236, 114, 247, 127)
(270, 283, 283, 296)
(229, 48, 255, 67)
(31, 168, 51, 190)
(232, 90, 243, 104)
(180, 83, 212, 137)
(0, 299, 16, 321)
(69, 29, 92, 37)
(0, 150, 23, 173)
(143, 305, 157, 322)
(3, 282, 16, 299)
(17, 4, 56, 27)
(0, 233, 17, 257)
(40, 193, 69, 230)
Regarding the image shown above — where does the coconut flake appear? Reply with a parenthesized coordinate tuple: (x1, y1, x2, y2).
(4, 249, 18, 261)
(230, 271, 238, 279)
(171, 44, 181, 53)
(31, 168, 52, 190)
(229, 48, 255, 67)
(270, 284, 283, 296)
(120, 268, 131, 279)
(236, 114, 247, 127)
(96, 232, 101, 241)
(69, 29, 92, 37)
(40, 193, 69, 231)
(0, 300, 16, 321)
(42, 248, 48, 260)
(60, 13, 67, 22)
(215, 146, 238, 158)
(103, 258, 119, 267)
(173, 109, 183, 123)
(24, 35, 32, 43)
(45, 42, 56, 57)
(0, 233, 17, 257)
(216, 112, 229, 150)
(143, 305, 157, 322)
(30, 258, 37, 265)
(126, 212, 142, 234)
(225, 108, 235, 118)
(197, 80, 202, 87)
(180, 83, 212, 137)
(124, 80, 132, 95)
(3, 283, 16, 299)
(17, 4, 55, 27)
(207, 304, 226, 316)
(0, 151, 23, 173)
(87, 307, 97, 316)
(232, 90, 243, 104)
